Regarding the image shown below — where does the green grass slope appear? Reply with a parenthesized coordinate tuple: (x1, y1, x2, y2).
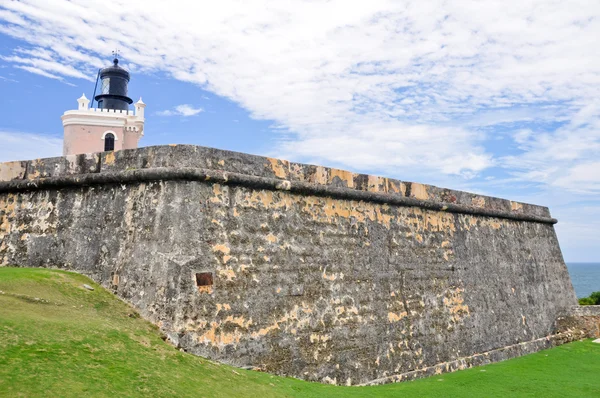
(0, 267, 599, 398)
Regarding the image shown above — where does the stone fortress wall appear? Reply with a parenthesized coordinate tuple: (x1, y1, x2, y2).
(0, 145, 590, 385)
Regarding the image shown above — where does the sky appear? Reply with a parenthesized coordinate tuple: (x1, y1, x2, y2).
(0, 0, 599, 262)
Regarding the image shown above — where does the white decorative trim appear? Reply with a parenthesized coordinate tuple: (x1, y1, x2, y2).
(63, 109, 134, 116)
(101, 130, 118, 140)
(62, 119, 126, 128)
(62, 109, 144, 127)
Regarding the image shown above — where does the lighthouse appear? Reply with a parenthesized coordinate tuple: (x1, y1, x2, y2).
(61, 56, 145, 156)
(94, 57, 133, 111)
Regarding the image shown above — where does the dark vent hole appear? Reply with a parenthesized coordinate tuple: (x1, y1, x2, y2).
(195, 272, 213, 287)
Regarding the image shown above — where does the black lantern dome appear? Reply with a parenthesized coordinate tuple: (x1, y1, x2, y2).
(94, 58, 133, 111)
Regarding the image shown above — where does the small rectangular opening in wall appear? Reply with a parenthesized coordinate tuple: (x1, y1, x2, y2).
(195, 272, 213, 288)
(111, 272, 119, 286)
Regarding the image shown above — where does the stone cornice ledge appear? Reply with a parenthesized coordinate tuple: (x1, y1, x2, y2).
(0, 166, 558, 224)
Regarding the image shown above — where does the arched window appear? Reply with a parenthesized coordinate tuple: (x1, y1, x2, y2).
(104, 133, 115, 151)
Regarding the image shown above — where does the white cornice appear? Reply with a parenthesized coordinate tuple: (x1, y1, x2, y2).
(62, 109, 144, 128)
(62, 117, 127, 128)
(63, 109, 136, 117)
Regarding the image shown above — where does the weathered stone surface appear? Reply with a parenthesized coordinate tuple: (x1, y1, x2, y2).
(570, 305, 600, 317)
(556, 305, 600, 339)
(362, 331, 582, 385)
(0, 145, 577, 385)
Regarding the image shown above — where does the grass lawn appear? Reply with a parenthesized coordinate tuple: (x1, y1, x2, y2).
(0, 267, 599, 397)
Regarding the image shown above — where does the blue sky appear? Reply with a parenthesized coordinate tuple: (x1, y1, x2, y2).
(0, 0, 599, 262)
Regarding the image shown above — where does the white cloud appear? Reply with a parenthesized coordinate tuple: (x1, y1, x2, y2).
(9, 0, 599, 177)
(0, 0, 598, 179)
(0, 75, 19, 83)
(15, 65, 61, 80)
(157, 104, 204, 117)
(502, 102, 600, 194)
(0, 0, 600, 179)
(0, 131, 62, 162)
(277, 121, 492, 178)
(2, 54, 93, 81)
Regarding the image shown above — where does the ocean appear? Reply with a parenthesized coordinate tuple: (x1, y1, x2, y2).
(566, 263, 600, 299)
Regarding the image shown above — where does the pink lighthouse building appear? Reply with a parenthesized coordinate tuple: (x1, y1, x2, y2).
(62, 57, 145, 155)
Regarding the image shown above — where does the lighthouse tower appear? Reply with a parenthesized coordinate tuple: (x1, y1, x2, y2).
(62, 56, 145, 156)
